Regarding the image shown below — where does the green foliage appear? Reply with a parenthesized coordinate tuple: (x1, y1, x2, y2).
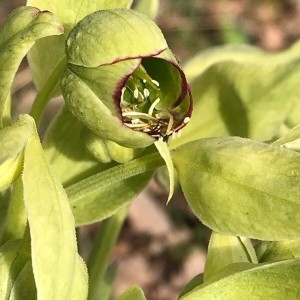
(180, 233, 300, 299)
(180, 260, 300, 299)
(203, 232, 257, 281)
(256, 240, 300, 263)
(26, 0, 132, 91)
(172, 136, 300, 240)
(171, 43, 300, 148)
(0, 6, 63, 127)
(1, 0, 300, 299)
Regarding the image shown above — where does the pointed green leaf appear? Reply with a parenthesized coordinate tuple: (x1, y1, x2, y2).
(204, 232, 257, 282)
(272, 124, 300, 146)
(172, 42, 300, 149)
(69, 255, 89, 300)
(154, 140, 174, 202)
(21, 115, 87, 299)
(256, 240, 300, 263)
(117, 285, 147, 300)
(0, 6, 63, 126)
(172, 136, 300, 240)
(180, 260, 300, 300)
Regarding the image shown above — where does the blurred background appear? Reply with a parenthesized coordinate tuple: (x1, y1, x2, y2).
(1, 0, 300, 299)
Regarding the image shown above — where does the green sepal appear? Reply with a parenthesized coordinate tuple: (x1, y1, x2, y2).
(65, 9, 168, 67)
(62, 9, 192, 148)
(61, 66, 154, 148)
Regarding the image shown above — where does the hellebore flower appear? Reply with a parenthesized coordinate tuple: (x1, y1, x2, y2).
(61, 9, 192, 148)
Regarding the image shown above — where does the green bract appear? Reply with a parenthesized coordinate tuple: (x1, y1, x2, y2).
(61, 8, 192, 148)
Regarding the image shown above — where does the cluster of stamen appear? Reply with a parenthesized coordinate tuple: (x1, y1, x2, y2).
(121, 66, 186, 140)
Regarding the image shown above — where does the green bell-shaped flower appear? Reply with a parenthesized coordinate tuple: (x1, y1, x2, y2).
(61, 8, 192, 148)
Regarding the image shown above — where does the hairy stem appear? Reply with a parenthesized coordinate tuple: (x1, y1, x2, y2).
(66, 152, 164, 205)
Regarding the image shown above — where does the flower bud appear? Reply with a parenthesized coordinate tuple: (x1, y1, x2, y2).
(84, 129, 143, 163)
(61, 9, 192, 148)
(83, 129, 112, 163)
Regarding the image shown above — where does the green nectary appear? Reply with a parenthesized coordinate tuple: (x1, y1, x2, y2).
(121, 62, 191, 140)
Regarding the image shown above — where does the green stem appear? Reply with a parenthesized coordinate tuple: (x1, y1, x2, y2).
(66, 152, 164, 205)
(87, 206, 127, 300)
(30, 57, 67, 127)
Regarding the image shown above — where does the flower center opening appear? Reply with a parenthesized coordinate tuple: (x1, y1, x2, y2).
(121, 66, 176, 139)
